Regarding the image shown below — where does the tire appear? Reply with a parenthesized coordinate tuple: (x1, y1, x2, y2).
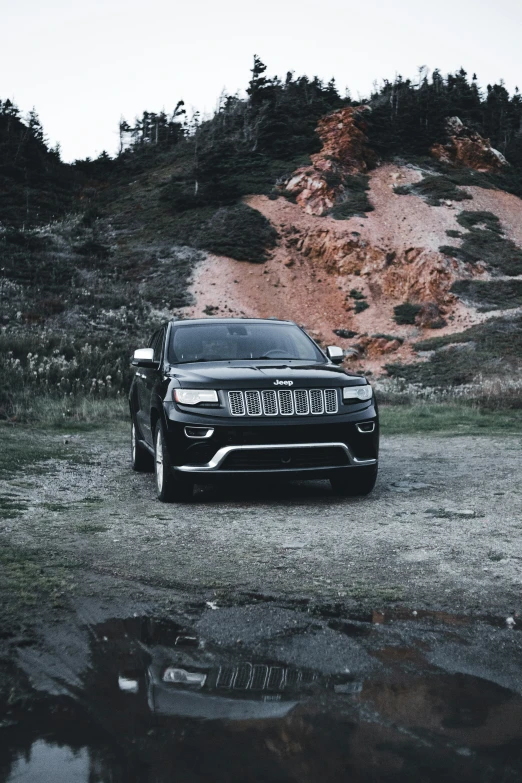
(330, 465, 377, 497)
(154, 422, 194, 502)
(131, 419, 154, 472)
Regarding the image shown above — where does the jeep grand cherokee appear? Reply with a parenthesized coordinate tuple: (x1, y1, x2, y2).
(129, 318, 378, 501)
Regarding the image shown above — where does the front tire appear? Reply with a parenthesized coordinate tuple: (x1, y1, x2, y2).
(154, 422, 194, 502)
(131, 420, 154, 472)
(330, 465, 377, 497)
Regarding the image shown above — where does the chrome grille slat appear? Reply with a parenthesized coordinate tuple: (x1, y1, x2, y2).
(245, 390, 262, 416)
(278, 389, 294, 415)
(294, 389, 309, 415)
(228, 391, 245, 416)
(228, 389, 339, 417)
(261, 390, 278, 415)
(324, 388, 338, 413)
(309, 389, 324, 414)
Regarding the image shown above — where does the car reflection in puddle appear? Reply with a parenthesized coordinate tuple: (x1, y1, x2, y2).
(103, 617, 362, 723)
(2, 612, 522, 782)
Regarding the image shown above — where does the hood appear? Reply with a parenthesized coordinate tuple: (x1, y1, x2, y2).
(167, 360, 366, 390)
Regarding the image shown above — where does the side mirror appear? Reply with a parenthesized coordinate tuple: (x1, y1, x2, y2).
(132, 348, 157, 367)
(326, 345, 344, 364)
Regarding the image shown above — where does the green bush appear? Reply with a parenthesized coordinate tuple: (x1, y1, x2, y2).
(393, 302, 422, 324)
(330, 175, 373, 219)
(456, 210, 502, 233)
(386, 316, 522, 390)
(372, 333, 404, 344)
(354, 300, 370, 314)
(178, 203, 279, 263)
(393, 184, 411, 196)
(451, 279, 522, 311)
(440, 221, 522, 276)
(394, 175, 472, 206)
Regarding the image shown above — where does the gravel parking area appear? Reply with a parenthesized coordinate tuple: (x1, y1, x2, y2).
(1, 424, 521, 616)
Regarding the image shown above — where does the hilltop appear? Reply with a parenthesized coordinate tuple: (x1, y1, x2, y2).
(1, 61, 522, 416)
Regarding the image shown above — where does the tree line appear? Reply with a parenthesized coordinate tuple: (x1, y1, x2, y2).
(2, 59, 522, 227)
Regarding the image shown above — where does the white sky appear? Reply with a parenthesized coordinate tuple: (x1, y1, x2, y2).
(2, 0, 521, 162)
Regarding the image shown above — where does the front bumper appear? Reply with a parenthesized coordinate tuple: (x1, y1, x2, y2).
(176, 441, 376, 474)
(163, 402, 379, 479)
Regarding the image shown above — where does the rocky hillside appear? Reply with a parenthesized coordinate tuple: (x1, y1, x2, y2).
(185, 108, 522, 401)
(1, 64, 522, 415)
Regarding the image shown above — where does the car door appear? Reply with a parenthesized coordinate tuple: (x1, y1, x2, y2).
(140, 328, 165, 446)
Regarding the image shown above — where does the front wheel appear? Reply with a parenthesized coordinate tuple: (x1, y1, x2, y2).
(154, 423, 194, 502)
(330, 465, 377, 497)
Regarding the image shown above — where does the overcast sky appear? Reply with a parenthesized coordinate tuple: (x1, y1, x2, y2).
(2, 0, 521, 162)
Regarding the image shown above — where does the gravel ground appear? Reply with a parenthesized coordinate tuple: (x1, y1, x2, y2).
(1, 423, 521, 616)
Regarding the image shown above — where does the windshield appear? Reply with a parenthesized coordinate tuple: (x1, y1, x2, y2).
(168, 322, 324, 364)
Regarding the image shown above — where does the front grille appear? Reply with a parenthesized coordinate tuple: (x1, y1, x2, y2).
(220, 446, 349, 471)
(228, 388, 338, 417)
(214, 663, 317, 692)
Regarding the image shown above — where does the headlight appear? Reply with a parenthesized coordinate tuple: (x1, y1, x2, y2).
(343, 385, 372, 402)
(163, 667, 207, 687)
(173, 389, 219, 405)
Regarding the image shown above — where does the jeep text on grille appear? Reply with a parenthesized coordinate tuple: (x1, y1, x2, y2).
(129, 318, 379, 501)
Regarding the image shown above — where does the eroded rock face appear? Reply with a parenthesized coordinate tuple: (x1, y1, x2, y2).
(284, 227, 463, 309)
(431, 117, 509, 173)
(281, 107, 376, 216)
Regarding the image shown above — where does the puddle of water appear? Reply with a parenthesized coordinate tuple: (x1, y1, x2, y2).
(2, 614, 522, 782)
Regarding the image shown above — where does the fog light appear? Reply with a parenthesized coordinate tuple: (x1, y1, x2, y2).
(184, 426, 214, 439)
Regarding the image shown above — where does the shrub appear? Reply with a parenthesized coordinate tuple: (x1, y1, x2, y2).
(386, 316, 522, 390)
(354, 300, 370, 314)
(440, 221, 522, 276)
(394, 175, 472, 206)
(393, 302, 422, 324)
(195, 204, 278, 263)
(372, 333, 404, 344)
(330, 175, 373, 219)
(450, 279, 522, 311)
(349, 288, 366, 300)
(456, 210, 502, 233)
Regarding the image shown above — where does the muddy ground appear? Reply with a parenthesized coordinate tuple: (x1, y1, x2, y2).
(1, 423, 521, 781)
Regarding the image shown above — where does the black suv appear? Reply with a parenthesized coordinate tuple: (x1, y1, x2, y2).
(129, 318, 378, 501)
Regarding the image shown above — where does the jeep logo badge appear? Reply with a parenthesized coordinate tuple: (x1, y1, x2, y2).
(274, 380, 293, 386)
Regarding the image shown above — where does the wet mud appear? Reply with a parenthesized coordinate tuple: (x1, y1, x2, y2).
(1, 604, 522, 782)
